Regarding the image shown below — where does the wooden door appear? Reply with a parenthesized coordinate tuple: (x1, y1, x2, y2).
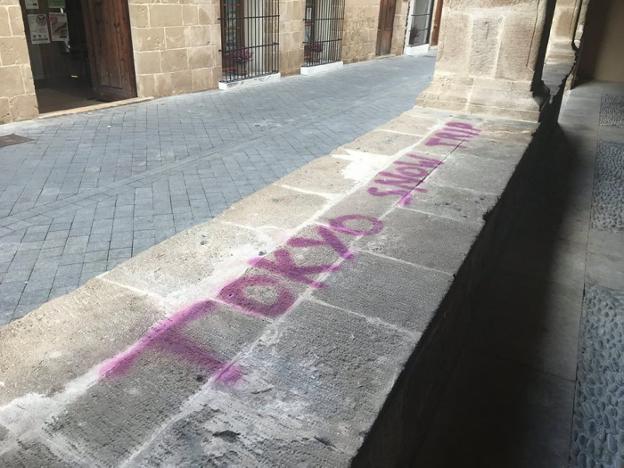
(376, 0, 397, 55)
(81, 0, 136, 100)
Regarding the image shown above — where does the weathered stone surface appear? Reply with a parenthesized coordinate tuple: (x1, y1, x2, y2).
(337, 130, 420, 156)
(427, 151, 518, 194)
(276, 155, 360, 196)
(314, 251, 452, 332)
(103, 220, 274, 306)
(46, 302, 266, 465)
(359, 208, 480, 274)
(0, 278, 167, 405)
(0, 440, 70, 468)
(403, 181, 497, 225)
(219, 184, 329, 231)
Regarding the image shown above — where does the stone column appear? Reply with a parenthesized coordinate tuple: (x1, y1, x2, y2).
(551, 0, 583, 44)
(416, 0, 556, 121)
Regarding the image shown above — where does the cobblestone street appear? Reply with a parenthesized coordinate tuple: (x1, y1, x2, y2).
(0, 55, 434, 324)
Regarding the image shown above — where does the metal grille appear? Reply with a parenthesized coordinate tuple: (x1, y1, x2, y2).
(303, 0, 345, 67)
(220, 0, 280, 82)
(408, 0, 434, 47)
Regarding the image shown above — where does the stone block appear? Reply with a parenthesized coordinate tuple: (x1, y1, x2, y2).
(378, 113, 440, 137)
(136, 74, 155, 97)
(277, 155, 359, 196)
(48, 302, 267, 466)
(149, 4, 183, 28)
(496, 13, 539, 81)
(103, 220, 274, 305)
(182, 5, 199, 26)
(134, 50, 161, 74)
(191, 66, 215, 91)
(171, 70, 193, 94)
(219, 185, 329, 231)
(186, 25, 211, 47)
(153, 72, 173, 96)
(337, 130, 419, 156)
(0, 7, 10, 37)
(358, 208, 480, 274)
(426, 150, 518, 194)
(7, 6, 23, 36)
(165, 26, 186, 49)
(131, 27, 165, 52)
(403, 182, 497, 225)
(314, 251, 452, 332)
(160, 48, 188, 73)
(127, 298, 416, 466)
(0, 278, 167, 405)
(436, 12, 470, 74)
(9, 93, 37, 120)
(468, 15, 502, 77)
(0, 96, 11, 123)
(0, 65, 24, 95)
(128, 4, 148, 29)
(188, 45, 212, 69)
(0, 36, 28, 65)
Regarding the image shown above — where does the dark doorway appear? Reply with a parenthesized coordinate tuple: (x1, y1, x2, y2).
(376, 0, 397, 56)
(21, 0, 136, 114)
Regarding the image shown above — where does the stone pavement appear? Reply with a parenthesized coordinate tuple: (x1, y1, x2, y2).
(412, 81, 624, 467)
(0, 54, 435, 324)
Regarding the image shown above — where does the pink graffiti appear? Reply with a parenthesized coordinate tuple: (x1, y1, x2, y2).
(329, 214, 384, 237)
(368, 153, 442, 206)
(99, 120, 478, 383)
(99, 300, 237, 381)
(218, 274, 297, 318)
(425, 121, 481, 147)
(250, 225, 353, 289)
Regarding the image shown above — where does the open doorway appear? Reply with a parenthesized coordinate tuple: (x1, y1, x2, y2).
(20, 0, 136, 115)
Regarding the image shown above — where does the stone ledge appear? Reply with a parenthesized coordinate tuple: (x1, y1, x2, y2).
(1, 100, 556, 466)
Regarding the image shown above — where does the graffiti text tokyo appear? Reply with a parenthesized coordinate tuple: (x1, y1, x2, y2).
(100, 120, 479, 382)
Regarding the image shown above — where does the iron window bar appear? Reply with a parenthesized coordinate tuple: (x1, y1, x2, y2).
(303, 0, 345, 67)
(220, 0, 280, 83)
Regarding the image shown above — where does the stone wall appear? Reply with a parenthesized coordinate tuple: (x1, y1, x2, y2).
(342, 0, 380, 63)
(128, 0, 222, 98)
(342, 0, 407, 64)
(0, 0, 37, 124)
(279, 0, 305, 75)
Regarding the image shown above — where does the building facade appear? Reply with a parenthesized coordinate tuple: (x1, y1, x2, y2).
(0, 0, 433, 124)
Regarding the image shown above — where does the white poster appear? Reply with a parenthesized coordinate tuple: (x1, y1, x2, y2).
(49, 12, 68, 42)
(24, 0, 39, 9)
(28, 14, 50, 45)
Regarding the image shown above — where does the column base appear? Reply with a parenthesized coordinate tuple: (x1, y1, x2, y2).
(416, 76, 548, 121)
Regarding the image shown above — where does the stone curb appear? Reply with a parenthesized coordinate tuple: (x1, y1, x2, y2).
(0, 105, 540, 466)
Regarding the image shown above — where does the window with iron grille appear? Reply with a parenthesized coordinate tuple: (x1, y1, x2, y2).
(220, 0, 280, 82)
(408, 0, 434, 47)
(303, 0, 345, 67)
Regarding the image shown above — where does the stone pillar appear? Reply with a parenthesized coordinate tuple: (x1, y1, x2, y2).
(551, 0, 583, 44)
(0, 0, 38, 124)
(416, 0, 556, 121)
